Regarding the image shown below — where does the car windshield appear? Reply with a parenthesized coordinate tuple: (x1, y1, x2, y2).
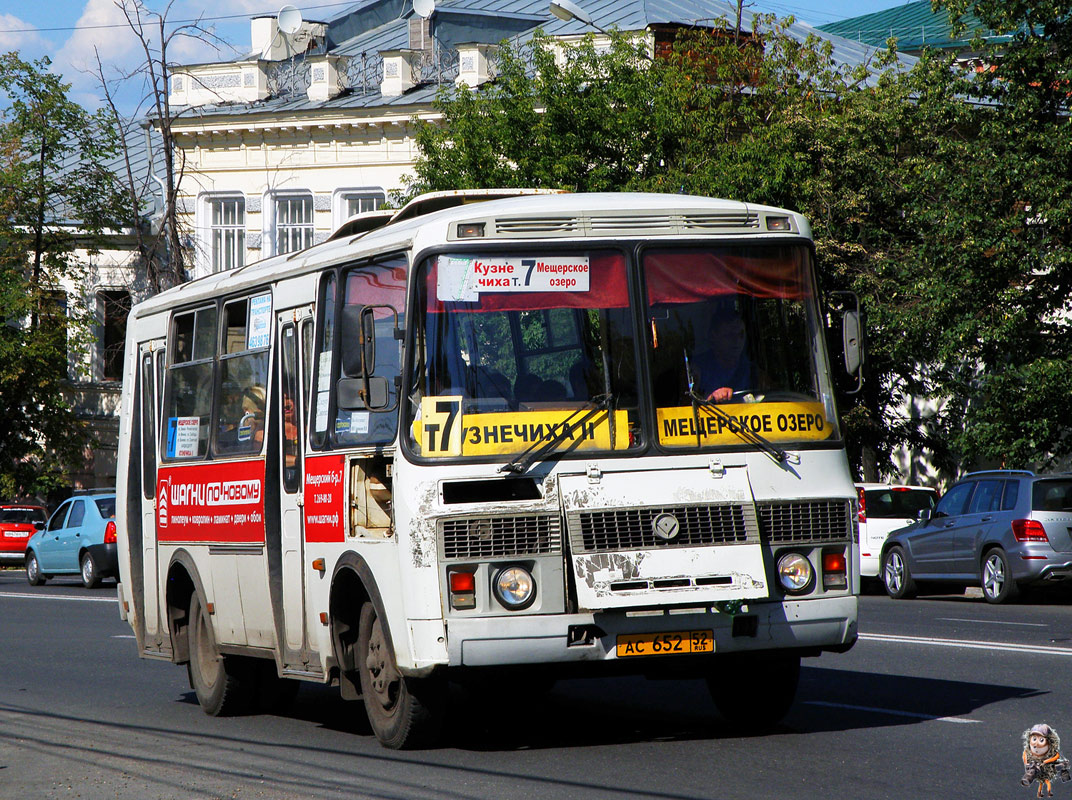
(407, 250, 640, 459)
(864, 488, 936, 518)
(0, 508, 44, 524)
(95, 497, 116, 518)
(1032, 480, 1072, 512)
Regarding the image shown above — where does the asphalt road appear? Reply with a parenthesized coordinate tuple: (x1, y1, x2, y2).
(2, 569, 1071, 800)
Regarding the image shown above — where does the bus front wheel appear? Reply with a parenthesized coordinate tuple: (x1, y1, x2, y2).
(706, 653, 800, 730)
(187, 593, 255, 716)
(357, 602, 444, 749)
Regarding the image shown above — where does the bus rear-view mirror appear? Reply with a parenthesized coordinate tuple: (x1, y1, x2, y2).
(337, 376, 390, 411)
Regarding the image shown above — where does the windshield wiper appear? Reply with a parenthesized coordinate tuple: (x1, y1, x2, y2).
(499, 394, 613, 475)
(688, 390, 789, 465)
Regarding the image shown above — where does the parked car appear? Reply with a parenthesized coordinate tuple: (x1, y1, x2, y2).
(0, 505, 48, 565)
(25, 493, 118, 588)
(856, 483, 939, 579)
(881, 470, 1072, 604)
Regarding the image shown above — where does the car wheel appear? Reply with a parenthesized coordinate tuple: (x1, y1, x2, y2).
(25, 551, 45, 586)
(357, 602, 445, 749)
(981, 549, 1020, 604)
(707, 653, 800, 730)
(882, 547, 917, 599)
(80, 552, 101, 589)
(186, 593, 255, 716)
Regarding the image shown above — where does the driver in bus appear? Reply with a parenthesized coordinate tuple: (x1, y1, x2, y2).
(691, 303, 755, 403)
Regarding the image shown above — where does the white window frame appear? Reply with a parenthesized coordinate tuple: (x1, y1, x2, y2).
(266, 191, 315, 257)
(333, 187, 386, 230)
(200, 193, 246, 276)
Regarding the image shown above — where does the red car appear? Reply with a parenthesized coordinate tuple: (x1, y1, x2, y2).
(0, 505, 47, 565)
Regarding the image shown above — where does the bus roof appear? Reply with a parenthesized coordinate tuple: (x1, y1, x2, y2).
(132, 191, 810, 318)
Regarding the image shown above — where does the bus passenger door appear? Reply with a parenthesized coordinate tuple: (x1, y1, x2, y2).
(138, 340, 166, 641)
(277, 311, 315, 669)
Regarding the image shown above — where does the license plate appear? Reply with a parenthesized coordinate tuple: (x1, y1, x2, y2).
(616, 630, 714, 657)
(3, 531, 27, 538)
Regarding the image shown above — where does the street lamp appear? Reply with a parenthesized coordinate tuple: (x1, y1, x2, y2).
(549, 0, 610, 34)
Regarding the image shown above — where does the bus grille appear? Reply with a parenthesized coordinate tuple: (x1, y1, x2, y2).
(567, 504, 753, 553)
(440, 514, 562, 559)
(755, 500, 852, 544)
(493, 212, 759, 238)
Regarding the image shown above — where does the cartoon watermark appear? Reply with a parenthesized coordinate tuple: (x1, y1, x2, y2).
(1022, 724, 1071, 797)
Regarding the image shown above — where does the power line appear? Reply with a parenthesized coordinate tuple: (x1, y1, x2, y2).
(0, 1, 357, 35)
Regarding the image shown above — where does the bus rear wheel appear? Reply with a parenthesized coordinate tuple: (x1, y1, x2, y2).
(357, 602, 444, 749)
(187, 593, 255, 716)
(706, 653, 800, 730)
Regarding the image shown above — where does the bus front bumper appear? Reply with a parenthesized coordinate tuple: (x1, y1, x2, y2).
(442, 595, 857, 668)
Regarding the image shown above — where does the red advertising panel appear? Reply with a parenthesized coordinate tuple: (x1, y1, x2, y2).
(157, 460, 265, 544)
(305, 454, 345, 543)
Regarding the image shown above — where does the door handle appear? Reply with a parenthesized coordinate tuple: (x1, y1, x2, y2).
(944, 522, 955, 528)
(981, 516, 993, 522)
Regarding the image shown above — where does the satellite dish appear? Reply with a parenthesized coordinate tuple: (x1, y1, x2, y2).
(277, 4, 303, 35)
(413, 0, 435, 19)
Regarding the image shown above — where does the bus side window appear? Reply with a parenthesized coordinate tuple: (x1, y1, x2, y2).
(215, 292, 272, 455)
(311, 272, 337, 449)
(140, 351, 156, 499)
(334, 258, 407, 446)
(280, 322, 301, 493)
(163, 306, 216, 459)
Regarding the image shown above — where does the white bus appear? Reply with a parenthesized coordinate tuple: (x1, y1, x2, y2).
(116, 190, 862, 749)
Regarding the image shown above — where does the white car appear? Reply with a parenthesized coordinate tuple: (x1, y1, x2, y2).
(856, 483, 938, 578)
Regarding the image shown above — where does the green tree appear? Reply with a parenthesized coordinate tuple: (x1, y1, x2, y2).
(0, 53, 127, 498)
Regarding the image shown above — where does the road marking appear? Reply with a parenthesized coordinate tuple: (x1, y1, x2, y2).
(805, 700, 980, 724)
(0, 591, 117, 604)
(112, 634, 136, 639)
(936, 617, 1047, 627)
(861, 632, 1072, 656)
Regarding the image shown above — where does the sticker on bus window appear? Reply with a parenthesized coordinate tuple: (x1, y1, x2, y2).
(247, 293, 272, 349)
(166, 416, 201, 458)
(419, 396, 463, 456)
(437, 256, 590, 301)
(655, 401, 833, 447)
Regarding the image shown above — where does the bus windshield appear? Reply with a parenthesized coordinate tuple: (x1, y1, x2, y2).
(408, 250, 641, 459)
(644, 244, 839, 448)
(407, 243, 839, 460)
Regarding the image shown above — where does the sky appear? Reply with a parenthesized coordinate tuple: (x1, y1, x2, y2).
(0, 0, 913, 115)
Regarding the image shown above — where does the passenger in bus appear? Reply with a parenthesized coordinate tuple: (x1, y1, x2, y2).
(218, 385, 266, 449)
(241, 386, 267, 446)
(691, 305, 757, 403)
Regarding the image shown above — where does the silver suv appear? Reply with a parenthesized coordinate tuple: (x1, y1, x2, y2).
(881, 470, 1072, 603)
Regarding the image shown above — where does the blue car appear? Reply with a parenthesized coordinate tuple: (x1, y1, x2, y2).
(25, 493, 118, 589)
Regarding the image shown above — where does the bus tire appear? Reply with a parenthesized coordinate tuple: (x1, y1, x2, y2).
(187, 593, 255, 716)
(357, 602, 444, 749)
(706, 653, 800, 730)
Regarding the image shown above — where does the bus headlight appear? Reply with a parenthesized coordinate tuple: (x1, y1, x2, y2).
(493, 566, 536, 610)
(777, 553, 813, 594)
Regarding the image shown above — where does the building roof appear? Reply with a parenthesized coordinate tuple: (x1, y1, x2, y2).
(173, 0, 916, 122)
(817, 0, 1011, 52)
(47, 120, 163, 226)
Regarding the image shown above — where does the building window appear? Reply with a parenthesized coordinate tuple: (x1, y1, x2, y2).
(98, 289, 131, 382)
(335, 189, 385, 229)
(209, 196, 245, 272)
(274, 194, 314, 255)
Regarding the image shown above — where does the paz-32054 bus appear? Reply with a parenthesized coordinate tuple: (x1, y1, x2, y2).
(115, 190, 862, 749)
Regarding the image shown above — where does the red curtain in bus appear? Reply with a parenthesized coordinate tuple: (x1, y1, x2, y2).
(644, 247, 812, 304)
